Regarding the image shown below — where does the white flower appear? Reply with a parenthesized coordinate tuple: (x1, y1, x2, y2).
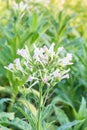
(53, 69, 61, 79)
(7, 63, 14, 70)
(28, 76, 38, 82)
(34, 0, 50, 4)
(42, 77, 47, 83)
(28, 76, 34, 82)
(14, 58, 22, 71)
(43, 43, 55, 57)
(33, 43, 55, 64)
(13, 1, 28, 11)
(33, 45, 40, 61)
(19, 1, 28, 10)
(33, 44, 48, 64)
(61, 54, 73, 66)
(13, 2, 18, 10)
(61, 58, 70, 66)
(48, 43, 55, 58)
(58, 46, 65, 54)
(66, 53, 72, 61)
(5, 44, 73, 87)
(17, 49, 28, 59)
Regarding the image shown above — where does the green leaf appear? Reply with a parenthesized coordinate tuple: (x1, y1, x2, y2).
(18, 99, 37, 117)
(54, 106, 70, 125)
(0, 98, 11, 104)
(74, 97, 87, 120)
(42, 104, 53, 120)
(78, 97, 86, 116)
(52, 96, 73, 108)
(0, 118, 31, 130)
(0, 112, 14, 120)
(57, 120, 81, 130)
(16, 107, 36, 130)
(0, 125, 9, 130)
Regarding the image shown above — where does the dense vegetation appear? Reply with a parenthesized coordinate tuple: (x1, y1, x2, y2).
(0, 0, 87, 130)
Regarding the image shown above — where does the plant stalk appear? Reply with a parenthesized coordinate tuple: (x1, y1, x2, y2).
(37, 85, 42, 130)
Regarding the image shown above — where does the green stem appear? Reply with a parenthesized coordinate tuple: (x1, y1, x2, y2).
(43, 83, 53, 106)
(37, 85, 42, 130)
(8, 87, 18, 112)
(8, 94, 16, 112)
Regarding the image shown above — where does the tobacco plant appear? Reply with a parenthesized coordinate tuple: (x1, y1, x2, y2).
(3, 43, 73, 130)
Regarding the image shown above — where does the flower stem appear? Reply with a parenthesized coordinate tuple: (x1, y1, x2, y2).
(37, 84, 42, 130)
(8, 94, 16, 112)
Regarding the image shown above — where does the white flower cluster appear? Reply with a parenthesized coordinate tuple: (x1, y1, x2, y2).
(6, 43, 73, 87)
(12, 1, 28, 11)
(12, 0, 50, 12)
